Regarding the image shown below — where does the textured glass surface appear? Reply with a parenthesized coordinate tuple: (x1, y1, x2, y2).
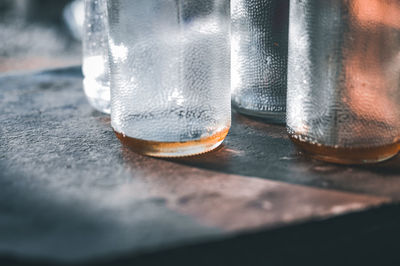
(231, 0, 288, 121)
(108, 0, 231, 157)
(82, 0, 110, 114)
(287, 0, 400, 162)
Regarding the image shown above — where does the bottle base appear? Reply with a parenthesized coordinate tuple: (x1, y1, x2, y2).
(232, 103, 285, 124)
(114, 127, 230, 158)
(289, 134, 399, 165)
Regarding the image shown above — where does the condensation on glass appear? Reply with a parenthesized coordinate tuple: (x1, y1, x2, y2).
(287, 0, 400, 164)
(107, 0, 231, 157)
(231, 0, 289, 123)
(82, 0, 110, 114)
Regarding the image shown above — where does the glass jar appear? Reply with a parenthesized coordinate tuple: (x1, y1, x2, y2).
(287, 0, 400, 164)
(107, 0, 231, 157)
(231, 0, 289, 123)
(82, 0, 110, 114)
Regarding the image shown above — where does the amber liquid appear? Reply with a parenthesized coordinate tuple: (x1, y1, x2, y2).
(115, 127, 230, 157)
(290, 134, 400, 164)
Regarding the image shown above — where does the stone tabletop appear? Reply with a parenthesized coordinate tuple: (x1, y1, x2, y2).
(0, 67, 399, 265)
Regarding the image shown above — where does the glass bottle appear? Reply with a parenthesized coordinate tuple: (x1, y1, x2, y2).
(82, 0, 110, 114)
(287, 0, 400, 164)
(107, 0, 231, 157)
(231, 0, 289, 123)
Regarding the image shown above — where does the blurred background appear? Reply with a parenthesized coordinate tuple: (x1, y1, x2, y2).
(0, 0, 83, 73)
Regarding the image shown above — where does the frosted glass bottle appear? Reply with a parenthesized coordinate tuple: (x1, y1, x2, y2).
(287, 0, 400, 164)
(231, 0, 289, 123)
(82, 0, 110, 114)
(107, 0, 231, 157)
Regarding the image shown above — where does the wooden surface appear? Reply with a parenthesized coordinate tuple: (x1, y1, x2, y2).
(0, 67, 399, 265)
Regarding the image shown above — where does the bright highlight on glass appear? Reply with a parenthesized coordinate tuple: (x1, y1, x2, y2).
(82, 0, 110, 114)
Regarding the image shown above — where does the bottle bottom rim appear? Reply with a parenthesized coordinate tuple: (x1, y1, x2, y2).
(289, 133, 399, 165)
(113, 127, 230, 158)
(232, 103, 285, 124)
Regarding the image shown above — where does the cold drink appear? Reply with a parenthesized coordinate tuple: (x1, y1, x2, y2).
(287, 0, 400, 164)
(231, 0, 288, 122)
(108, 0, 231, 157)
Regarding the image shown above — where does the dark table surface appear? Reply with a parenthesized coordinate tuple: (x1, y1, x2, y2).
(1, 67, 400, 266)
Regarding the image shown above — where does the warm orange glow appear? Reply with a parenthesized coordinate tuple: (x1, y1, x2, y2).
(351, 0, 400, 29)
(344, 0, 400, 129)
(290, 134, 399, 164)
(115, 127, 230, 157)
(345, 57, 399, 126)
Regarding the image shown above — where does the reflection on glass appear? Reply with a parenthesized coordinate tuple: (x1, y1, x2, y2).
(287, 0, 400, 164)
